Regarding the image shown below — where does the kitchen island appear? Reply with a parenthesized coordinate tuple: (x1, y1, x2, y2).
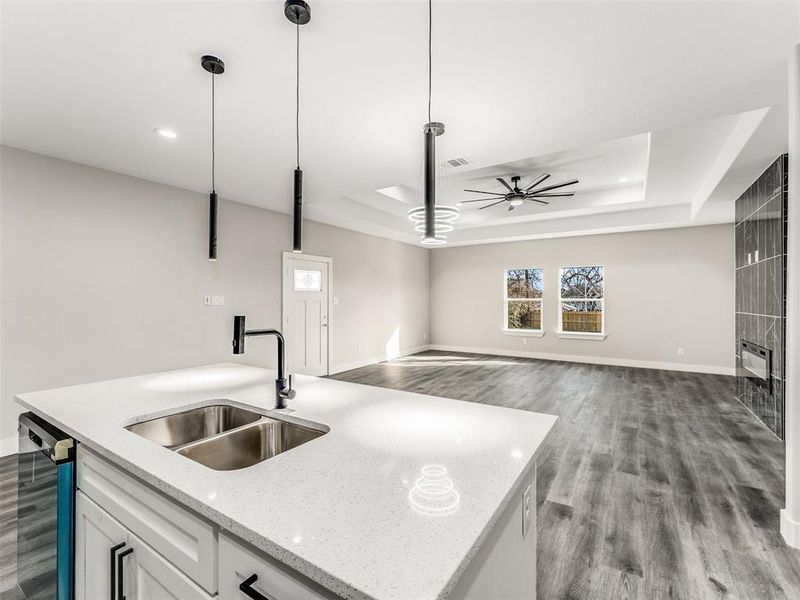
(16, 363, 558, 600)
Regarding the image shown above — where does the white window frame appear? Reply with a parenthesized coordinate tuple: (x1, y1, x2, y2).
(502, 268, 544, 337)
(557, 265, 606, 340)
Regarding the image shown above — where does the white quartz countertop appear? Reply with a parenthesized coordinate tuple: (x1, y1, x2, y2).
(16, 363, 557, 600)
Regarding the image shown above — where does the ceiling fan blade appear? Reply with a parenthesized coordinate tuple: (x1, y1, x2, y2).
(464, 189, 506, 196)
(524, 173, 550, 191)
(478, 199, 507, 210)
(529, 179, 579, 194)
(459, 197, 506, 204)
(526, 198, 550, 205)
(529, 192, 574, 198)
(496, 178, 515, 193)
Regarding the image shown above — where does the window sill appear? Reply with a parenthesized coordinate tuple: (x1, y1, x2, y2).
(502, 329, 545, 338)
(557, 332, 606, 341)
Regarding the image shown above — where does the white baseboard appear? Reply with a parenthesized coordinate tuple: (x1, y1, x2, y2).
(781, 509, 800, 549)
(428, 344, 735, 376)
(330, 345, 432, 375)
(0, 436, 18, 457)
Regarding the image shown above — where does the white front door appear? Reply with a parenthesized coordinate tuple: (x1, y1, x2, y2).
(284, 255, 329, 376)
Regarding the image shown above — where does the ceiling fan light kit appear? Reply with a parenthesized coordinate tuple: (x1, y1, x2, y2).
(461, 174, 579, 212)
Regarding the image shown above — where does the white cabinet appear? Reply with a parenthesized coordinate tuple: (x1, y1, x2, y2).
(77, 447, 217, 593)
(75, 491, 211, 600)
(75, 448, 352, 600)
(219, 534, 337, 600)
(76, 490, 129, 600)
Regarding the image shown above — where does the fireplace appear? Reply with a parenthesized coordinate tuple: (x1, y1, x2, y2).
(740, 340, 771, 393)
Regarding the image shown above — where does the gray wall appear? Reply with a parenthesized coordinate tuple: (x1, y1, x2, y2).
(0, 147, 430, 447)
(430, 225, 735, 373)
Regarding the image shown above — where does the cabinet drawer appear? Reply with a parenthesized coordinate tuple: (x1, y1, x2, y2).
(219, 533, 338, 600)
(77, 446, 217, 593)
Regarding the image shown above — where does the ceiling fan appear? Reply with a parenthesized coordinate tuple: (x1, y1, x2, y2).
(460, 174, 579, 211)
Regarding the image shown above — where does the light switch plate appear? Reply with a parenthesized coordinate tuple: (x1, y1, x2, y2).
(522, 484, 532, 537)
(203, 296, 212, 306)
(211, 295, 225, 306)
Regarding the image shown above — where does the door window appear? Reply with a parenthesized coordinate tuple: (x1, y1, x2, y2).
(294, 269, 322, 291)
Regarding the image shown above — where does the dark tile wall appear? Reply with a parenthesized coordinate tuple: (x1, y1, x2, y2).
(735, 154, 788, 439)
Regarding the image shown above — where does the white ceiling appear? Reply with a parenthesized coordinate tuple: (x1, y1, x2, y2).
(2, 0, 798, 247)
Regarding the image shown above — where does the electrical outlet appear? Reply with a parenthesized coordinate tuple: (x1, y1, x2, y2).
(333, 296, 340, 305)
(677, 347, 686, 356)
(203, 296, 212, 306)
(522, 338, 528, 345)
(424, 333, 428, 340)
(522, 484, 532, 537)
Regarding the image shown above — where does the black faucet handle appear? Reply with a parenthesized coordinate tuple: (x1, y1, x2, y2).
(283, 375, 296, 400)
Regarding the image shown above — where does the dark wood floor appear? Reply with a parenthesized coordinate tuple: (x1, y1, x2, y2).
(332, 351, 800, 600)
(0, 454, 23, 600)
(1, 351, 799, 599)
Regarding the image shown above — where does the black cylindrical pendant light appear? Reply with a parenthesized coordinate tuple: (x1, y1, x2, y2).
(423, 121, 444, 241)
(423, 126, 435, 241)
(201, 54, 225, 261)
(293, 167, 303, 251)
(286, 0, 310, 253)
(209, 191, 218, 258)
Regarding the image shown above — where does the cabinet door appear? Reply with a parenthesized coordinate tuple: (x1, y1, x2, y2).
(75, 491, 129, 600)
(125, 534, 212, 600)
(219, 534, 337, 600)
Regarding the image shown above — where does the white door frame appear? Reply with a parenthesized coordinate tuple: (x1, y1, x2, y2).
(281, 252, 333, 376)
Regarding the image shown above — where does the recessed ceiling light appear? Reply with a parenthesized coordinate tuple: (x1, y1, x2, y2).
(618, 177, 629, 183)
(153, 128, 177, 139)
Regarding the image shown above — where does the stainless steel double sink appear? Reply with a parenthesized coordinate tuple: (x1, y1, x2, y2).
(125, 404, 325, 470)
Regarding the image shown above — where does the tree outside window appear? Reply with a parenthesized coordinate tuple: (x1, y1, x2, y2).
(504, 269, 543, 331)
(559, 266, 604, 333)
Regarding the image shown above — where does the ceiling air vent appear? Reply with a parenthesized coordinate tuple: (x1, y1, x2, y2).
(444, 156, 471, 168)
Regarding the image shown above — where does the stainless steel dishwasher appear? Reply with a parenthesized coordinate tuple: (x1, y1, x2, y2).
(17, 412, 75, 600)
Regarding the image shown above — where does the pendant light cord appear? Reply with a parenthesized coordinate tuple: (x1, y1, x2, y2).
(296, 20, 300, 169)
(427, 0, 432, 125)
(211, 73, 216, 193)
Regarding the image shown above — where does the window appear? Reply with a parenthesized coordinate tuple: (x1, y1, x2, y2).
(294, 269, 322, 291)
(504, 269, 543, 332)
(559, 266, 604, 334)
